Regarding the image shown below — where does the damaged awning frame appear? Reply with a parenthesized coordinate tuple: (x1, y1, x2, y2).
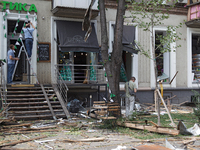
(56, 20, 100, 53)
(112, 24, 139, 54)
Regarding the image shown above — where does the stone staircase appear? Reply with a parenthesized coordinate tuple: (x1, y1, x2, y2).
(4, 84, 68, 120)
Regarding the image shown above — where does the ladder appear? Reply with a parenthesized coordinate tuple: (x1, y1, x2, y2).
(12, 37, 39, 84)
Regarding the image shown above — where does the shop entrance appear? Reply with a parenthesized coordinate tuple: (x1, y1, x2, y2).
(58, 51, 88, 83)
(7, 20, 30, 84)
(74, 52, 87, 83)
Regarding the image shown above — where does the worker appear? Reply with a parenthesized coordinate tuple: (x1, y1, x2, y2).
(124, 77, 137, 118)
(7, 44, 19, 84)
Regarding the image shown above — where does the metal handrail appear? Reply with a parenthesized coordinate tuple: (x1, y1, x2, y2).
(54, 65, 69, 103)
(52, 65, 71, 118)
(0, 62, 7, 109)
(55, 64, 105, 84)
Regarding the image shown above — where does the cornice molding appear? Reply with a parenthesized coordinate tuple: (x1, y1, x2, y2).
(104, 1, 188, 16)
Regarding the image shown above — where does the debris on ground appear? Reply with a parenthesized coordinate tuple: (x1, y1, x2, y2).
(67, 99, 87, 113)
(165, 138, 187, 150)
(60, 137, 106, 143)
(134, 144, 172, 150)
(117, 121, 179, 136)
(0, 135, 47, 148)
(111, 145, 127, 150)
(1, 98, 200, 149)
(178, 121, 200, 136)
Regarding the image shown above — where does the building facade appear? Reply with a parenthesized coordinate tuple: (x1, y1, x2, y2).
(0, 0, 199, 104)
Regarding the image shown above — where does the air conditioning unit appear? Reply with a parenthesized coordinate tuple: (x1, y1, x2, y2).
(163, 0, 187, 4)
(178, 0, 187, 3)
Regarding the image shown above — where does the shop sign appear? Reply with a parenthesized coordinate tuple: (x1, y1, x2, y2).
(1, 1, 37, 12)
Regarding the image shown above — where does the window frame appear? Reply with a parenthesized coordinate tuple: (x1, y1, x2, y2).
(108, 21, 138, 88)
(150, 26, 176, 88)
(187, 27, 200, 87)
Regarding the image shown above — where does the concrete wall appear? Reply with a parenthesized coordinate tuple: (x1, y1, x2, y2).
(137, 89, 197, 104)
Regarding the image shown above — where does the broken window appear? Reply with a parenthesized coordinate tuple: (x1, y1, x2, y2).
(120, 51, 132, 82)
(192, 33, 200, 82)
(109, 24, 137, 82)
(155, 31, 170, 82)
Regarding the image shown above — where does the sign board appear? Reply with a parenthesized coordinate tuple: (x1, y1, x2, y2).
(1, 1, 37, 12)
(38, 42, 51, 62)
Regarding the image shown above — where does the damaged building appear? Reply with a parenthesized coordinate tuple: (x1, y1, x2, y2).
(0, 0, 200, 119)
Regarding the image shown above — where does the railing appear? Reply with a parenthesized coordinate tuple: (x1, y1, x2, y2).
(0, 61, 7, 109)
(52, 65, 71, 118)
(53, 66, 69, 104)
(55, 64, 106, 84)
(52, 0, 98, 10)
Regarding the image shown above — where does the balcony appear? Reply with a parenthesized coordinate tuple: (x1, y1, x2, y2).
(185, 1, 200, 28)
(52, 0, 99, 19)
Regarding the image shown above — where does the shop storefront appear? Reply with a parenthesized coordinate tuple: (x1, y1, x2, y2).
(55, 20, 100, 84)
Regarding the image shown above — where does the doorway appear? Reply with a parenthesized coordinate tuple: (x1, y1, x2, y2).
(74, 52, 87, 83)
(7, 20, 30, 84)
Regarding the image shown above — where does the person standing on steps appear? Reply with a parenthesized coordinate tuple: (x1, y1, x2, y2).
(23, 20, 35, 60)
(124, 76, 137, 118)
(7, 44, 19, 84)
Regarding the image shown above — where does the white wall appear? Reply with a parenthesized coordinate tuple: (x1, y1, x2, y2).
(105, 8, 187, 89)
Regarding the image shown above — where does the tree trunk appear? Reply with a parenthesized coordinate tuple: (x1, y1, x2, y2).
(99, 0, 126, 105)
(151, 16, 160, 126)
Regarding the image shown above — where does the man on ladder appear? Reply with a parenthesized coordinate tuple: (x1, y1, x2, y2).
(12, 20, 39, 84)
(22, 20, 35, 61)
(7, 44, 19, 84)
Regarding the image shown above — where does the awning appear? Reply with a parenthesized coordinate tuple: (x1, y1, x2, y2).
(122, 25, 138, 54)
(56, 20, 99, 52)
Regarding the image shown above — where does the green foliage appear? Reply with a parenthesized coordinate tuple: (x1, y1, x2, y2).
(98, 119, 117, 129)
(52, 97, 56, 101)
(137, 113, 198, 128)
(128, 111, 150, 121)
(125, 0, 182, 60)
(70, 126, 81, 132)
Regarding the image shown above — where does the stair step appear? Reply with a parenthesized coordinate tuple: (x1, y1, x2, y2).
(4, 84, 69, 121)
(6, 98, 57, 101)
(9, 114, 66, 119)
(10, 109, 64, 114)
(7, 91, 44, 94)
(9, 84, 35, 87)
(7, 87, 53, 90)
(7, 94, 52, 97)
(5, 101, 60, 106)
(7, 87, 42, 90)
(8, 105, 63, 110)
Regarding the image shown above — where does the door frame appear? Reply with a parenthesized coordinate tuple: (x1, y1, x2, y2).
(0, 12, 37, 84)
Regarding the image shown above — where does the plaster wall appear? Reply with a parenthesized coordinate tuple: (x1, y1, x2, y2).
(104, 8, 187, 89)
